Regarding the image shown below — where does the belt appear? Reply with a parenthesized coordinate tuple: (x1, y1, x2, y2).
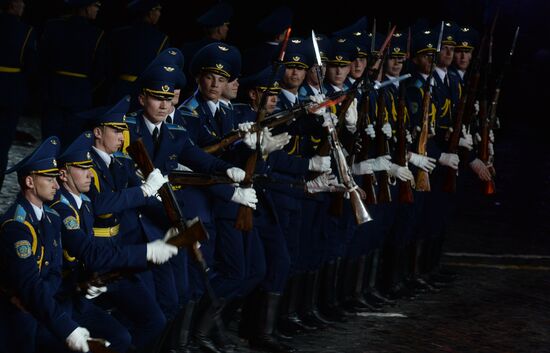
(0, 66, 21, 73)
(118, 74, 138, 82)
(93, 224, 120, 237)
(55, 70, 88, 78)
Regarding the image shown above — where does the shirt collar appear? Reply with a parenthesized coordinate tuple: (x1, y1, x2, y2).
(143, 115, 163, 136)
(434, 66, 447, 82)
(457, 69, 465, 80)
(386, 74, 400, 88)
(167, 108, 175, 121)
(69, 191, 83, 209)
(281, 89, 298, 105)
(308, 84, 321, 96)
(30, 202, 43, 221)
(220, 99, 232, 110)
(330, 84, 343, 92)
(92, 146, 112, 167)
(206, 100, 220, 116)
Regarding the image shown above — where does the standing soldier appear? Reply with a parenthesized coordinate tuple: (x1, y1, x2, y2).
(40, 0, 106, 146)
(0, 137, 132, 352)
(107, 0, 168, 104)
(0, 0, 37, 191)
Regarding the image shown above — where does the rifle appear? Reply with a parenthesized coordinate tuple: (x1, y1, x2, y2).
(202, 93, 347, 156)
(355, 89, 377, 205)
(88, 339, 118, 353)
(169, 171, 234, 187)
(479, 26, 519, 195)
(375, 91, 392, 203)
(395, 28, 414, 203)
(415, 22, 445, 192)
(235, 27, 292, 231)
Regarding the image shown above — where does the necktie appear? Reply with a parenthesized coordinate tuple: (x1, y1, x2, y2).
(214, 108, 223, 135)
(166, 115, 173, 124)
(109, 156, 117, 179)
(152, 126, 160, 156)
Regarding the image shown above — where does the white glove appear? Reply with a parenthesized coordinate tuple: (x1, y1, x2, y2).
(226, 167, 246, 182)
(470, 158, 492, 181)
(231, 187, 258, 209)
(176, 163, 193, 172)
(489, 130, 495, 143)
(408, 152, 436, 172)
(66, 327, 90, 352)
(238, 122, 254, 132)
(439, 153, 460, 170)
(85, 285, 107, 300)
(406, 130, 413, 144)
(163, 226, 179, 242)
(351, 160, 373, 175)
(306, 173, 344, 193)
(146, 239, 178, 265)
(388, 163, 414, 182)
(309, 94, 326, 116)
(321, 112, 338, 127)
(474, 100, 480, 115)
(381, 122, 392, 139)
(260, 128, 291, 155)
(459, 126, 473, 151)
(345, 98, 358, 132)
(141, 168, 168, 197)
(365, 124, 376, 139)
(488, 142, 494, 156)
(308, 155, 331, 172)
(243, 131, 258, 150)
(371, 155, 392, 171)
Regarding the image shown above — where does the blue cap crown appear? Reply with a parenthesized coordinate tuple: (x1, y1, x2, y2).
(58, 131, 94, 168)
(283, 38, 311, 69)
(6, 136, 61, 177)
(190, 42, 241, 81)
(80, 96, 130, 130)
(197, 2, 233, 27)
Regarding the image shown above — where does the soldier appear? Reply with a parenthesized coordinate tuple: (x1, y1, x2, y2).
(0, 0, 38, 191)
(0, 137, 131, 352)
(52, 131, 178, 351)
(106, 0, 169, 104)
(40, 0, 106, 146)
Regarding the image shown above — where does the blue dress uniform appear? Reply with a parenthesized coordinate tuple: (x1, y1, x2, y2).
(0, 137, 131, 353)
(0, 7, 38, 191)
(106, 0, 169, 104)
(50, 131, 166, 350)
(40, 0, 106, 147)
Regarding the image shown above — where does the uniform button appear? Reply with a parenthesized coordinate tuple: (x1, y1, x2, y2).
(138, 213, 142, 218)
(44, 261, 49, 266)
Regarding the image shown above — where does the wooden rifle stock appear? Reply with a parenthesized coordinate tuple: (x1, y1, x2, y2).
(415, 84, 432, 192)
(88, 339, 118, 353)
(478, 93, 495, 195)
(375, 92, 392, 203)
(168, 171, 234, 187)
(126, 139, 208, 258)
(358, 93, 377, 205)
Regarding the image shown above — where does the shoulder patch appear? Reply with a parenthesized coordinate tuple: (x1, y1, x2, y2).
(125, 115, 137, 124)
(63, 216, 79, 230)
(81, 194, 91, 202)
(166, 123, 186, 132)
(59, 194, 71, 207)
(14, 240, 32, 259)
(44, 206, 59, 217)
(14, 204, 27, 223)
(112, 151, 132, 159)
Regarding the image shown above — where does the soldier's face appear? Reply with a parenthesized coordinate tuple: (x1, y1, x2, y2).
(85, 2, 100, 20)
(306, 64, 326, 86)
(27, 175, 59, 202)
(198, 72, 228, 101)
(9, 0, 25, 17)
(413, 53, 433, 74)
(223, 79, 239, 101)
(283, 67, 306, 90)
(248, 89, 278, 113)
(140, 94, 171, 124)
(60, 166, 92, 193)
(454, 50, 472, 71)
(171, 89, 181, 106)
(326, 64, 351, 87)
(94, 126, 124, 154)
(386, 57, 404, 76)
(219, 23, 229, 41)
(350, 57, 367, 79)
(148, 6, 162, 25)
(438, 45, 455, 67)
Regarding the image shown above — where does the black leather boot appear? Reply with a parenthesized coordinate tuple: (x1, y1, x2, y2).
(363, 250, 393, 307)
(318, 261, 348, 322)
(168, 300, 195, 353)
(278, 274, 316, 336)
(249, 292, 296, 353)
(298, 270, 332, 328)
(193, 297, 232, 353)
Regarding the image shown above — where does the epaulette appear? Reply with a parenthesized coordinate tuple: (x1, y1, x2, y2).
(14, 204, 27, 223)
(165, 123, 187, 132)
(44, 205, 59, 217)
(113, 151, 132, 159)
(179, 97, 200, 117)
(125, 115, 137, 125)
(81, 194, 91, 203)
(59, 194, 72, 207)
(51, 195, 79, 218)
(179, 109, 198, 118)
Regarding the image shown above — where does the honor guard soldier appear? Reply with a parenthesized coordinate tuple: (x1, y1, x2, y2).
(0, 137, 131, 353)
(242, 6, 293, 76)
(107, 0, 169, 104)
(51, 131, 178, 351)
(180, 1, 233, 95)
(299, 33, 330, 99)
(0, 0, 38, 191)
(40, 0, 106, 147)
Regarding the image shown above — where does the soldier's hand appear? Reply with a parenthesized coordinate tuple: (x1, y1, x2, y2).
(85, 285, 107, 300)
(470, 158, 492, 181)
(146, 240, 178, 264)
(163, 227, 179, 242)
(231, 187, 258, 209)
(243, 131, 258, 150)
(66, 327, 90, 352)
(439, 153, 460, 170)
(459, 126, 473, 151)
(260, 128, 291, 155)
(306, 173, 345, 193)
(406, 130, 413, 144)
(408, 152, 436, 172)
(372, 155, 392, 171)
(344, 98, 358, 132)
(141, 168, 168, 197)
(365, 124, 376, 139)
(388, 163, 414, 182)
(309, 94, 327, 116)
(351, 160, 374, 175)
(226, 167, 246, 182)
(237, 122, 254, 132)
(308, 155, 331, 172)
(382, 122, 392, 139)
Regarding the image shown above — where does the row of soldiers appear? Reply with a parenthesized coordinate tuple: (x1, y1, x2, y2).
(0, 1, 504, 353)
